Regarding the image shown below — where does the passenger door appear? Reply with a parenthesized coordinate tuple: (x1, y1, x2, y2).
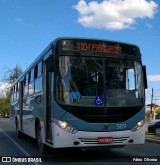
(44, 59, 53, 143)
(19, 81, 23, 131)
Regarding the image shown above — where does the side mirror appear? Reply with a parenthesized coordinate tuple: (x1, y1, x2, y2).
(143, 65, 148, 89)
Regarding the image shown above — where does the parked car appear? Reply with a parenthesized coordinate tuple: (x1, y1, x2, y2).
(148, 120, 160, 135)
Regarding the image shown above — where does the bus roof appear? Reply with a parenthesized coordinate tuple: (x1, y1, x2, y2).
(54, 37, 140, 48)
(12, 37, 141, 86)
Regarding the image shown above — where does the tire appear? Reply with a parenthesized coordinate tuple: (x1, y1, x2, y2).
(36, 124, 47, 154)
(16, 120, 23, 138)
(155, 127, 160, 135)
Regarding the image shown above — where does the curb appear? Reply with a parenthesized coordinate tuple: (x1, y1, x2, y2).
(145, 138, 160, 143)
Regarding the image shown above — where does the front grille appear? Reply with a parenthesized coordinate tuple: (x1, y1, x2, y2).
(71, 106, 142, 123)
(79, 137, 129, 145)
(74, 114, 132, 123)
(60, 104, 142, 123)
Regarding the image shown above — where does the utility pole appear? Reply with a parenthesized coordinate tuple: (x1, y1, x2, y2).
(150, 88, 154, 121)
(151, 88, 154, 115)
(153, 98, 159, 121)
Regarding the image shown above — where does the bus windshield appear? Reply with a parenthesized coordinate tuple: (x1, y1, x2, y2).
(56, 56, 144, 107)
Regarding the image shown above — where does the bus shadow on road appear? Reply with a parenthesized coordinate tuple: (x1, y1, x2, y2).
(43, 147, 130, 162)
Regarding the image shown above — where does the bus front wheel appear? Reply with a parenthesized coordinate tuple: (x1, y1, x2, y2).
(36, 124, 47, 154)
(16, 119, 23, 138)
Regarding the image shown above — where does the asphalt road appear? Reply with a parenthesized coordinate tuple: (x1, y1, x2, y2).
(0, 118, 160, 165)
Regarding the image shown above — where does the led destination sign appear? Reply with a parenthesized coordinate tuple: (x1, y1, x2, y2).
(77, 42, 121, 54)
(61, 39, 139, 56)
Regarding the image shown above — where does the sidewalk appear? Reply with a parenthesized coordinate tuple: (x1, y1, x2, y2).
(145, 132, 160, 144)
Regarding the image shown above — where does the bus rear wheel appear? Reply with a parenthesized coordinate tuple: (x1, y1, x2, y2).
(36, 124, 47, 154)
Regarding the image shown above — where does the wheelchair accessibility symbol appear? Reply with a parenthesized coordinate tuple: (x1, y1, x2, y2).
(95, 96, 104, 105)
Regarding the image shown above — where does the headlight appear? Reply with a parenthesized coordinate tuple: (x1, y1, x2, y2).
(53, 118, 78, 134)
(131, 120, 145, 132)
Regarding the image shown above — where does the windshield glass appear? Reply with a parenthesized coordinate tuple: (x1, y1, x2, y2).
(56, 56, 144, 107)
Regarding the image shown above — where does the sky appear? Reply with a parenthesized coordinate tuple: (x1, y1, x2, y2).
(0, 0, 160, 105)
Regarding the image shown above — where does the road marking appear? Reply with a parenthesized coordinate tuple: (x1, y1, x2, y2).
(0, 128, 40, 165)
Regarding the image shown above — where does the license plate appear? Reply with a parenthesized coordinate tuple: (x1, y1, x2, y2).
(97, 137, 113, 143)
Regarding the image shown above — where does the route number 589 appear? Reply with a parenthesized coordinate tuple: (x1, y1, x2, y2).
(117, 123, 126, 130)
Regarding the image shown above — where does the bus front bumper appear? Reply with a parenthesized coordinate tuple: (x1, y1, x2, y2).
(51, 123, 145, 148)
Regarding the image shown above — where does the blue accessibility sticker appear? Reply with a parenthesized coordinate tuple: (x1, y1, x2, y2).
(69, 92, 80, 99)
(95, 96, 104, 105)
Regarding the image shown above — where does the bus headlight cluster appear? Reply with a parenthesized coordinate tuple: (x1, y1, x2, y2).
(131, 120, 145, 132)
(53, 118, 78, 134)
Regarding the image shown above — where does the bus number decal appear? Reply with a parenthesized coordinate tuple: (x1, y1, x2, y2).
(117, 123, 127, 130)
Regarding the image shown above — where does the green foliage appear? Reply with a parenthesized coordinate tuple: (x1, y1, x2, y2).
(145, 110, 150, 119)
(0, 93, 10, 118)
(155, 108, 160, 119)
(0, 65, 23, 117)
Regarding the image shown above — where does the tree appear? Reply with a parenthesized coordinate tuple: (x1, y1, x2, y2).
(145, 111, 150, 120)
(0, 65, 23, 117)
(0, 93, 10, 118)
(155, 108, 160, 119)
(3, 64, 23, 84)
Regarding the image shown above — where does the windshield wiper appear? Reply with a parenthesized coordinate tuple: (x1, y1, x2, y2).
(75, 51, 89, 79)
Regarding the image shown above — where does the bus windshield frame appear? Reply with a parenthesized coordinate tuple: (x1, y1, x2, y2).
(55, 55, 144, 108)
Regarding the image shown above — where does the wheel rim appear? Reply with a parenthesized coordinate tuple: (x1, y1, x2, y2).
(155, 128, 160, 135)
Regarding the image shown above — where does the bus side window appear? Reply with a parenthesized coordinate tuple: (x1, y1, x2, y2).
(35, 61, 43, 93)
(11, 87, 14, 102)
(24, 74, 29, 97)
(28, 69, 34, 95)
(38, 61, 43, 77)
(28, 70, 34, 84)
(16, 83, 19, 100)
(34, 65, 38, 79)
(13, 85, 17, 101)
(12, 86, 14, 102)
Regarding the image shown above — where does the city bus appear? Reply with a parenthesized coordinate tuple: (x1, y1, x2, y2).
(10, 37, 147, 153)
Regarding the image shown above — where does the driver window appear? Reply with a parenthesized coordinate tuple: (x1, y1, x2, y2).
(126, 69, 135, 90)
